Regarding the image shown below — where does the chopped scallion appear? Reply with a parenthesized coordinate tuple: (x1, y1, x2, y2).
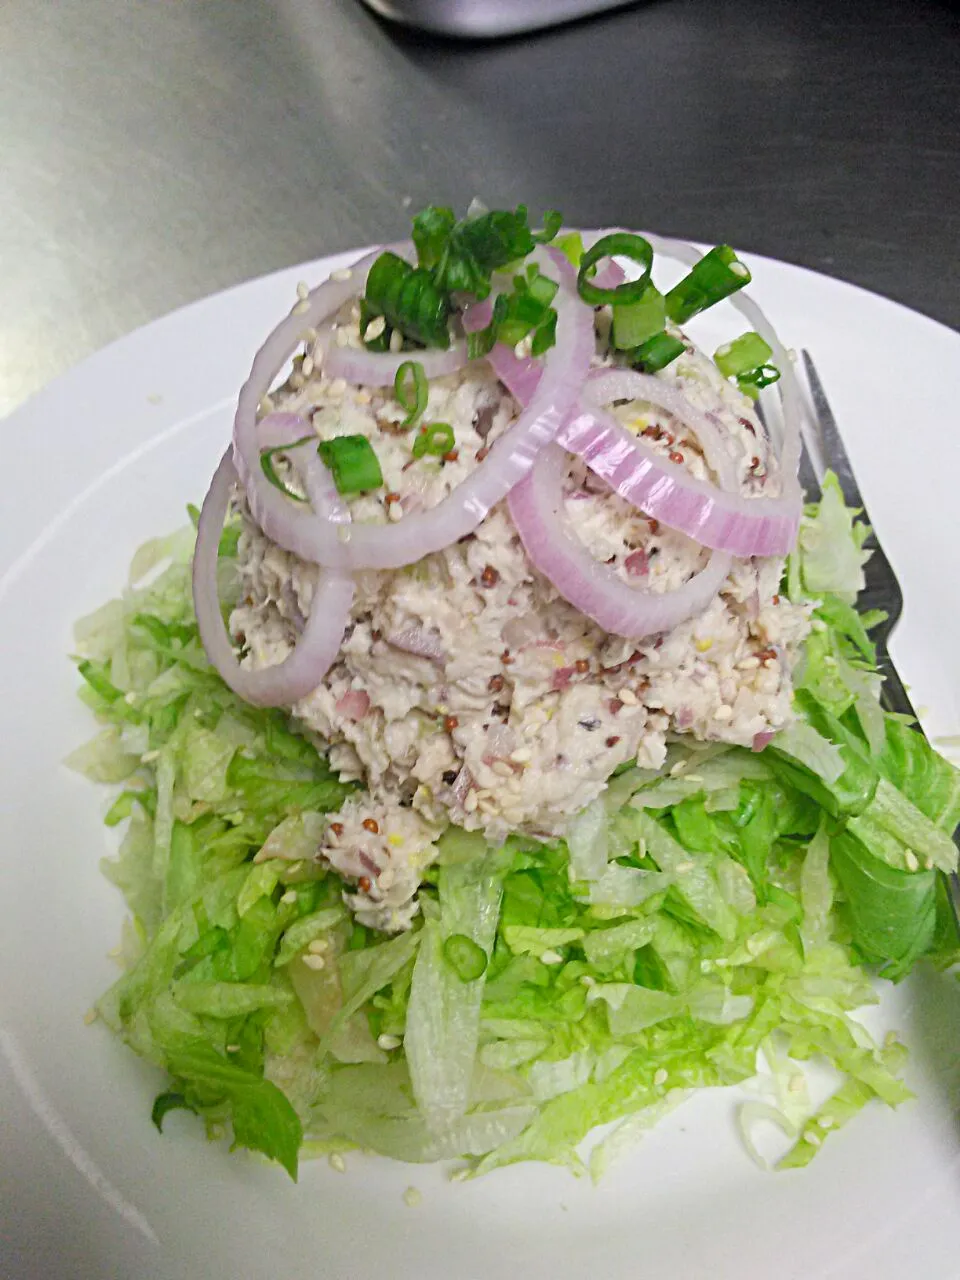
(532, 209, 563, 244)
(665, 245, 751, 324)
(612, 284, 666, 350)
(442, 932, 488, 982)
(554, 231, 584, 267)
(736, 364, 781, 400)
(394, 360, 428, 429)
(714, 331, 773, 378)
(576, 232, 653, 306)
(317, 435, 384, 494)
(412, 422, 455, 459)
(364, 252, 451, 349)
(630, 332, 686, 374)
(260, 435, 316, 503)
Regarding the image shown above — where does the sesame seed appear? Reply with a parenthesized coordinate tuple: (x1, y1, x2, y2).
(804, 1129, 822, 1147)
(737, 656, 760, 670)
(714, 705, 734, 722)
(389, 328, 404, 353)
(329, 1152, 347, 1172)
(509, 747, 532, 764)
(492, 761, 514, 778)
(330, 268, 353, 281)
(296, 281, 310, 300)
(388, 502, 404, 522)
(580, 974, 596, 987)
(464, 791, 479, 813)
(364, 315, 387, 342)
(378, 1033, 402, 1050)
(301, 355, 315, 378)
(288, 861, 303, 874)
(292, 299, 310, 316)
(654, 1068, 668, 1086)
(302, 953, 326, 970)
(904, 849, 919, 872)
(675, 861, 695, 874)
(618, 687, 639, 706)
(540, 949, 564, 965)
(329, 377, 347, 397)
(730, 261, 749, 279)
(280, 889, 298, 905)
(308, 939, 328, 954)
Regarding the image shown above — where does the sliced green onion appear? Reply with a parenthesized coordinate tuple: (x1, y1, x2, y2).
(665, 245, 751, 324)
(532, 209, 563, 244)
(530, 309, 557, 356)
(316, 435, 384, 494)
(577, 232, 654, 306)
(612, 284, 666, 350)
(714, 331, 773, 378)
(630, 332, 686, 374)
(412, 422, 455, 459)
(442, 932, 488, 982)
(736, 364, 781, 400)
(554, 231, 584, 267)
(525, 265, 559, 306)
(466, 294, 509, 360)
(260, 435, 316, 503)
(364, 252, 451, 349)
(394, 360, 428, 429)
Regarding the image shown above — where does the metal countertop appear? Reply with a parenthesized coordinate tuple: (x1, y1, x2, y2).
(2, 0, 958, 418)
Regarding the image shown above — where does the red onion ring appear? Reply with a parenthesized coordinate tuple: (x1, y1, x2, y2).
(584, 368, 739, 492)
(557, 400, 798, 557)
(192, 450, 354, 707)
(508, 443, 733, 639)
(236, 246, 593, 571)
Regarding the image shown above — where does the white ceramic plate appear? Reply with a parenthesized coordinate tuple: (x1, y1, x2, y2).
(2, 247, 960, 1280)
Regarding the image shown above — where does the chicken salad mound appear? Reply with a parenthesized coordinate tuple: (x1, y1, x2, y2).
(232, 330, 810, 930)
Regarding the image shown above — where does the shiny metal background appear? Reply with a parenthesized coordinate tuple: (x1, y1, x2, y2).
(2, 0, 958, 419)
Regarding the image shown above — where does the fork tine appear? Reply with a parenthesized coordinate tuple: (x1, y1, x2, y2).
(801, 352, 860, 510)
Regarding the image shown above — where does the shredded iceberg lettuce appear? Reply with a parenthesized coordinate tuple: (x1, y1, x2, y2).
(72, 488, 960, 1181)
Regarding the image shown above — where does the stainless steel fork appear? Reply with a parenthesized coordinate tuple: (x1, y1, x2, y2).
(798, 351, 960, 920)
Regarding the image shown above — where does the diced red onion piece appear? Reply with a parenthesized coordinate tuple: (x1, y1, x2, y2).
(324, 340, 471, 387)
(508, 443, 733, 639)
(237, 246, 592, 571)
(192, 451, 354, 707)
(335, 689, 371, 720)
(752, 729, 775, 753)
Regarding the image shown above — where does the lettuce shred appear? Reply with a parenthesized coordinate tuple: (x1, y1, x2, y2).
(72, 485, 960, 1180)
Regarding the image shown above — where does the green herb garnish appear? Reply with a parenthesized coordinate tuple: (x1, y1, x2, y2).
(576, 232, 654, 306)
(317, 435, 384, 494)
(394, 360, 428, 429)
(259, 435, 316, 503)
(412, 422, 455, 459)
(363, 252, 451, 350)
(630, 332, 686, 373)
(612, 283, 666, 350)
(665, 245, 751, 324)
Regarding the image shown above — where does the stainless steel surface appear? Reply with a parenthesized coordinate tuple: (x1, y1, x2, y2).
(358, 0, 637, 38)
(2, 0, 959, 420)
(800, 351, 960, 926)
